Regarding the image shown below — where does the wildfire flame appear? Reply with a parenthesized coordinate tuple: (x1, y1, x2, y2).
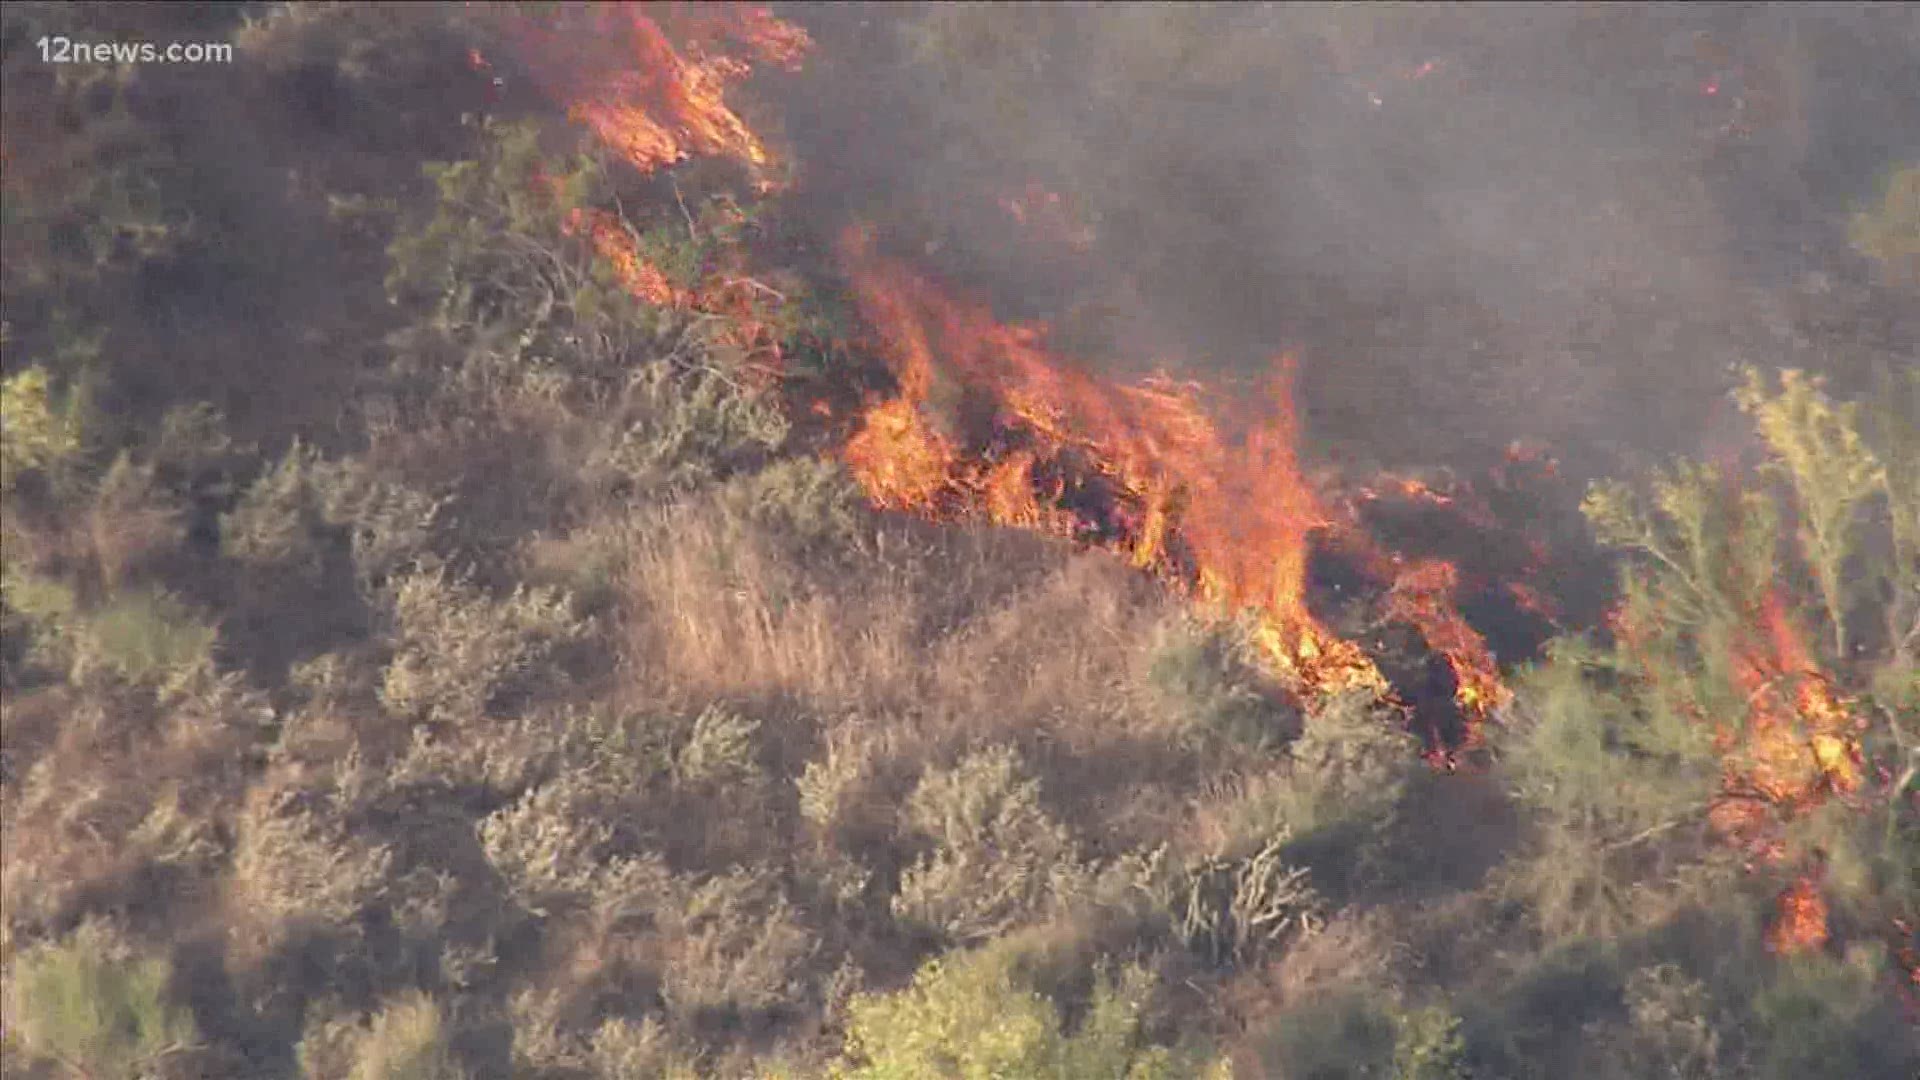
(834, 225, 1393, 701)
(504, 2, 809, 186)
(1768, 872, 1830, 954)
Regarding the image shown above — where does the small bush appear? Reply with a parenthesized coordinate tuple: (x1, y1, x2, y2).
(1849, 163, 1919, 289)
(230, 783, 396, 935)
(673, 705, 762, 787)
(1165, 835, 1321, 968)
(4, 922, 198, 1077)
(1748, 945, 1917, 1080)
(1393, 1003, 1470, 1080)
(302, 992, 468, 1080)
(893, 746, 1086, 943)
(477, 775, 617, 916)
(831, 941, 1209, 1080)
(0, 365, 86, 496)
(1145, 617, 1295, 752)
(1252, 989, 1398, 1080)
(658, 867, 815, 1027)
(379, 568, 589, 723)
(72, 588, 218, 692)
(1598, 963, 1724, 1080)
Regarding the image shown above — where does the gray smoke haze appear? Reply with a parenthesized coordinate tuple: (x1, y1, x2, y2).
(774, 2, 1919, 477)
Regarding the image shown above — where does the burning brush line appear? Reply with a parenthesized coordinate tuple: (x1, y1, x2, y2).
(506, 1, 1887, 962)
(828, 225, 1547, 756)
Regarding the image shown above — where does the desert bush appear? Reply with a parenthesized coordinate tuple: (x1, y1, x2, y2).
(1593, 963, 1726, 1080)
(1747, 944, 1916, 1080)
(1392, 1003, 1471, 1080)
(84, 454, 185, 594)
(672, 705, 762, 788)
(1849, 163, 1919, 289)
(1158, 835, 1322, 968)
(0, 365, 87, 496)
(2, 571, 216, 694)
(229, 781, 396, 938)
(1251, 989, 1398, 1080)
(476, 774, 618, 917)
(831, 940, 1218, 1080)
(657, 867, 816, 1029)
(586, 1016, 701, 1080)
(716, 458, 865, 551)
(224, 444, 445, 593)
(1208, 690, 1420, 884)
(299, 992, 468, 1080)
(1735, 367, 1884, 659)
(893, 745, 1087, 944)
(3, 921, 198, 1077)
(379, 568, 589, 724)
(592, 361, 790, 497)
(1493, 642, 1722, 942)
(1144, 617, 1295, 752)
(69, 588, 218, 692)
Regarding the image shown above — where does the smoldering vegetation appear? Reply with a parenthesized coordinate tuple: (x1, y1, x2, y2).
(2, 4, 1916, 1079)
(780, 3, 1919, 474)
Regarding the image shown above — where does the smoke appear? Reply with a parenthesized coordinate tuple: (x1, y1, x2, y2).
(772, 3, 1920, 476)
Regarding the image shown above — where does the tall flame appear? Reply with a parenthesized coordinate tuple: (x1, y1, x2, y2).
(504, 2, 809, 186)
(835, 226, 1385, 700)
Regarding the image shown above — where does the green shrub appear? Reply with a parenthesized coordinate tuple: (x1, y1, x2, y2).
(831, 941, 1212, 1080)
(304, 992, 468, 1080)
(0, 365, 86, 496)
(4, 922, 198, 1077)
(1145, 617, 1294, 752)
(1849, 163, 1919, 289)
(1253, 989, 1398, 1080)
(1392, 1003, 1470, 1080)
(1735, 367, 1884, 659)
(893, 746, 1087, 943)
(1748, 945, 1917, 1080)
(73, 588, 218, 692)
(379, 568, 589, 723)
(658, 868, 815, 1027)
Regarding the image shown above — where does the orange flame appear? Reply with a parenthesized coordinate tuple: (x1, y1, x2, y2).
(1768, 873, 1830, 954)
(1729, 590, 1863, 805)
(835, 226, 1385, 701)
(563, 206, 685, 307)
(504, 3, 809, 185)
(1383, 559, 1512, 740)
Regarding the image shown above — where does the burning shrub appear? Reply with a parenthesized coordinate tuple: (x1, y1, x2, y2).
(893, 746, 1088, 944)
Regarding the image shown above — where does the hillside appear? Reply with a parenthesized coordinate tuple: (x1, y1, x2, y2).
(1, 5, 1916, 1078)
